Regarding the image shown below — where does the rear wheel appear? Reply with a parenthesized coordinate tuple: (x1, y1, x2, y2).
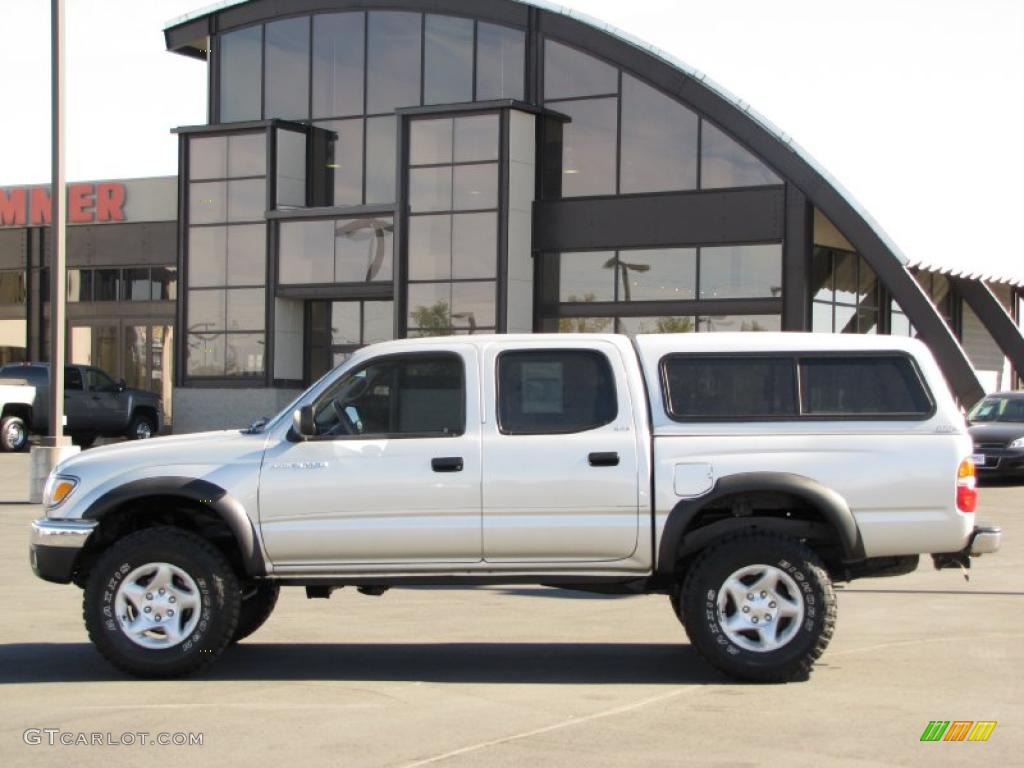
(72, 432, 96, 449)
(679, 531, 836, 683)
(232, 581, 280, 643)
(0, 416, 28, 452)
(84, 526, 240, 678)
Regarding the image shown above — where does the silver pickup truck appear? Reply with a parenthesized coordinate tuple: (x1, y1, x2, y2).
(29, 333, 1000, 682)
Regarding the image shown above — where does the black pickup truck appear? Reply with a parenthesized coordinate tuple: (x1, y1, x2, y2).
(0, 363, 161, 450)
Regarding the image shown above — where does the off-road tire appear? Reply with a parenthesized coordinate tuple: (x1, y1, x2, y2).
(680, 531, 836, 683)
(84, 526, 240, 678)
(232, 581, 280, 643)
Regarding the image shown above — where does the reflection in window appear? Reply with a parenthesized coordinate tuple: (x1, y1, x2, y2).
(699, 244, 782, 300)
(619, 75, 698, 194)
(698, 315, 781, 332)
(559, 249, 698, 303)
(219, 25, 262, 122)
(365, 116, 397, 204)
(810, 247, 879, 334)
(424, 15, 473, 105)
(553, 98, 617, 197)
(276, 129, 307, 208)
(544, 40, 617, 99)
(366, 12, 421, 114)
(312, 12, 365, 119)
(280, 217, 393, 285)
(0, 270, 26, 304)
(476, 23, 524, 100)
(265, 17, 310, 120)
(700, 121, 781, 189)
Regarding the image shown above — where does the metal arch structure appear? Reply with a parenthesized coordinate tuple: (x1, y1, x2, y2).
(165, 0, 1002, 405)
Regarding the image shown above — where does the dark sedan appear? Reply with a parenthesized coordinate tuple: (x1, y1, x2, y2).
(968, 392, 1024, 479)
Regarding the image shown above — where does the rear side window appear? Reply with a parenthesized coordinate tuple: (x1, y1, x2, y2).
(498, 350, 617, 434)
(799, 356, 932, 416)
(662, 357, 796, 419)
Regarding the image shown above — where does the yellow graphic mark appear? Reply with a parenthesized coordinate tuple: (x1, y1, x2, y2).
(967, 721, 997, 742)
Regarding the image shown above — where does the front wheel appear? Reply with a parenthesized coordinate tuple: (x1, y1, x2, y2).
(232, 581, 280, 643)
(127, 412, 156, 440)
(679, 531, 836, 683)
(84, 527, 240, 678)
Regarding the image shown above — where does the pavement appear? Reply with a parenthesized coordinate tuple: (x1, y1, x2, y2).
(0, 467, 1020, 767)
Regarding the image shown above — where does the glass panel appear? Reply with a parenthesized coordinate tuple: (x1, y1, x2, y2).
(701, 121, 781, 189)
(835, 304, 857, 334)
(544, 40, 617, 99)
(857, 307, 879, 334)
(697, 315, 782, 332)
(123, 268, 152, 301)
(454, 114, 500, 162)
(187, 333, 225, 376)
(91, 332, 119, 380)
(226, 224, 266, 286)
(226, 289, 264, 331)
(276, 129, 307, 208)
(451, 281, 496, 330)
(188, 226, 226, 286)
(219, 25, 262, 122)
(498, 350, 617, 434)
(152, 267, 178, 300)
(365, 116, 396, 204)
(800, 357, 932, 416)
(424, 15, 473, 105)
(408, 283, 452, 334)
(858, 258, 878, 305)
(408, 215, 451, 280)
(189, 182, 226, 224)
(410, 118, 453, 165)
(93, 269, 120, 301)
(663, 356, 796, 419)
(228, 133, 266, 178)
(410, 166, 453, 213)
(363, 300, 394, 343)
(451, 212, 497, 279)
(812, 301, 833, 333)
(453, 164, 498, 210)
(188, 289, 225, 333)
(225, 334, 265, 376)
(312, 12, 365, 118)
(152, 325, 174, 422)
(617, 248, 696, 302)
(0, 271, 26, 304)
(317, 119, 363, 206)
(70, 327, 91, 365)
(279, 220, 333, 284)
(476, 23, 524, 100)
(620, 75, 698, 194)
(189, 136, 227, 180)
(335, 217, 394, 283)
(123, 326, 148, 390)
(832, 251, 858, 304)
(618, 316, 696, 335)
(330, 301, 361, 345)
(555, 98, 617, 197)
(558, 316, 613, 333)
(559, 251, 615, 303)
(366, 11, 421, 114)
(811, 247, 833, 302)
(227, 179, 265, 222)
(66, 269, 91, 302)
(699, 244, 782, 299)
(265, 17, 310, 120)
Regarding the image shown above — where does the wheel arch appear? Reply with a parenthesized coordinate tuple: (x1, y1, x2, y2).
(656, 472, 864, 579)
(79, 477, 265, 581)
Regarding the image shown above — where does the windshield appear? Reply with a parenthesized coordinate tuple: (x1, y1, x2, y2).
(968, 396, 1024, 423)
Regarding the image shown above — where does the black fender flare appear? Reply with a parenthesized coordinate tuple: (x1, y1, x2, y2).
(655, 472, 864, 577)
(82, 477, 265, 576)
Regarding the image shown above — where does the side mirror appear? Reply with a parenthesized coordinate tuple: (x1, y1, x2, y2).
(292, 405, 316, 439)
(116, 378, 127, 392)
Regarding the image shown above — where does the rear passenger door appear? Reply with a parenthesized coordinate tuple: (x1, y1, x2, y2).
(481, 342, 640, 563)
(63, 366, 93, 430)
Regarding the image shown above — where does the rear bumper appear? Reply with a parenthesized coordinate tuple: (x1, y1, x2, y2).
(932, 523, 1002, 572)
(29, 518, 97, 584)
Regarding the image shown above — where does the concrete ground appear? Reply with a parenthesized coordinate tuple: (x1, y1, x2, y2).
(0, 466, 1020, 767)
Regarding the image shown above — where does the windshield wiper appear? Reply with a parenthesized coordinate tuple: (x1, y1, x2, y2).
(243, 416, 269, 434)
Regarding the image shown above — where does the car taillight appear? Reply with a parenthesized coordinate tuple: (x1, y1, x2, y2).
(956, 458, 977, 513)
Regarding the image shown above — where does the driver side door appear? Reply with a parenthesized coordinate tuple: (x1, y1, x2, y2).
(258, 347, 482, 568)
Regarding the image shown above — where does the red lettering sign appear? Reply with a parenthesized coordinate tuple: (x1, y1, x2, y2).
(0, 188, 26, 226)
(0, 183, 127, 226)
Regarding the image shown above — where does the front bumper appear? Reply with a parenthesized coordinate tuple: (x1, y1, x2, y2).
(29, 518, 98, 584)
(973, 448, 1024, 476)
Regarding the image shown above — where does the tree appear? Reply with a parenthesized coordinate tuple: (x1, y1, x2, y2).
(655, 317, 694, 333)
(410, 300, 452, 336)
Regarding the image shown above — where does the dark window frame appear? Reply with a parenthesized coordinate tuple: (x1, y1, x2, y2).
(496, 348, 619, 435)
(659, 351, 936, 423)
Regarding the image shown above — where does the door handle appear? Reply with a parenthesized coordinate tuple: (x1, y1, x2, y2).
(431, 456, 463, 473)
(588, 451, 620, 467)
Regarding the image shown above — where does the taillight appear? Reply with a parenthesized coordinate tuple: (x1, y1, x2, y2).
(956, 458, 977, 513)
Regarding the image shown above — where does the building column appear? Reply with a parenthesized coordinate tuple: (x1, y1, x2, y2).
(782, 185, 811, 331)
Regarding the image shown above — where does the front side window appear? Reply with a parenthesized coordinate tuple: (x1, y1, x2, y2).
(85, 368, 118, 393)
(312, 353, 464, 438)
(497, 350, 617, 435)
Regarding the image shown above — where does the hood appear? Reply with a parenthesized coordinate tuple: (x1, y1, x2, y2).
(968, 423, 1024, 446)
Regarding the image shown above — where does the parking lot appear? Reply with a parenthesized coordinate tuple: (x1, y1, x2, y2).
(0, 457, 1019, 767)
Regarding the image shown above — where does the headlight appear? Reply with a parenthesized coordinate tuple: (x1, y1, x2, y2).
(43, 474, 78, 509)
(1010, 437, 1024, 449)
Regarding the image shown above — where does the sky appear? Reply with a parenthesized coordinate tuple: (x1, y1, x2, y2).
(0, 0, 1021, 280)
